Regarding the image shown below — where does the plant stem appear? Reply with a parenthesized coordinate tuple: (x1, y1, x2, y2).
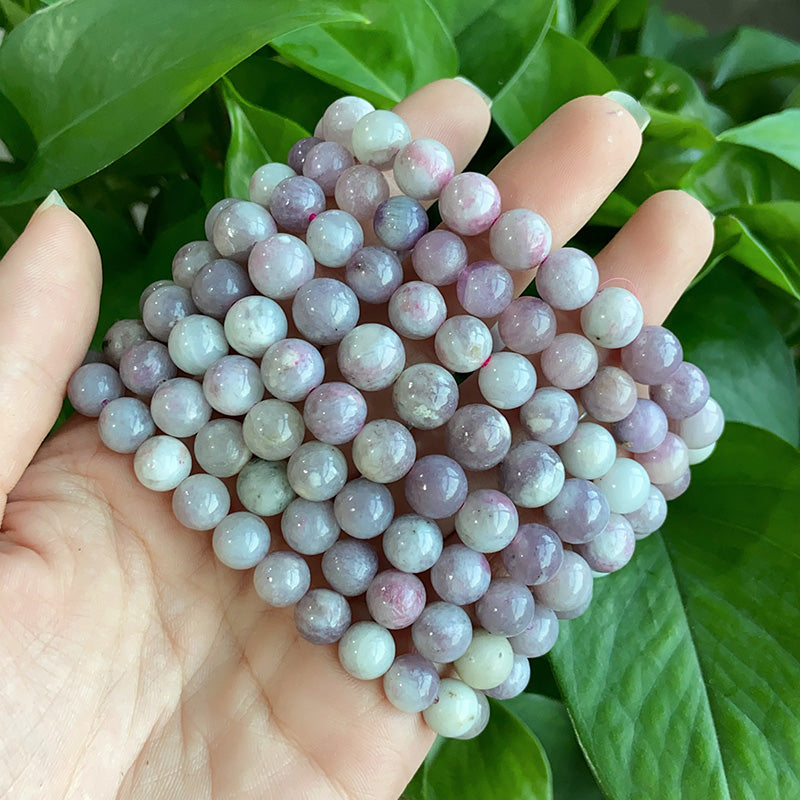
(576, 0, 622, 47)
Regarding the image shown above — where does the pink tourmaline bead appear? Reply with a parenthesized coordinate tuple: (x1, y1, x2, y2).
(411, 229, 469, 286)
(439, 172, 502, 236)
(575, 513, 636, 572)
(509, 605, 559, 658)
(489, 208, 552, 272)
(540, 333, 598, 390)
(287, 136, 323, 173)
(334, 164, 390, 220)
(580, 365, 638, 423)
(634, 432, 690, 485)
(533, 550, 593, 616)
(366, 570, 426, 630)
(303, 382, 367, 445)
(497, 297, 557, 355)
(535, 247, 599, 311)
(456, 260, 514, 318)
(302, 141, 354, 195)
(269, 176, 326, 234)
(321, 96, 375, 150)
(388, 281, 447, 340)
(656, 469, 691, 500)
(393, 138, 455, 201)
(211, 200, 276, 263)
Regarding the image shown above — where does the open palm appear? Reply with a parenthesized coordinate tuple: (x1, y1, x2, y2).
(0, 80, 713, 800)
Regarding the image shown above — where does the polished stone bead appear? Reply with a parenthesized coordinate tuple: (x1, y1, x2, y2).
(475, 578, 535, 638)
(411, 229, 468, 285)
(292, 278, 360, 345)
(142, 284, 197, 342)
(269, 176, 326, 234)
(533, 550, 593, 616)
(501, 522, 564, 585)
(509, 605, 559, 657)
(431, 543, 491, 605)
(611, 398, 669, 453)
(352, 419, 416, 483)
(382, 514, 443, 574)
(621, 325, 683, 385)
(281, 498, 340, 555)
(172, 241, 219, 289)
(650, 362, 710, 419)
(249, 162, 296, 207)
(456, 260, 514, 318)
(242, 399, 305, 461)
(422, 678, 480, 738)
(294, 588, 352, 645)
(351, 109, 411, 170)
(204, 197, 238, 241)
(392, 363, 459, 430)
(366, 569, 426, 630)
(254, 551, 310, 608)
(172, 474, 230, 531)
(321, 96, 375, 149)
(212, 512, 271, 570)
(439, 172, 501, 236)
(580, 286, 644, 349)
(303, 381, 367, 444)
(383, 653, 440, 713)
(499, 440, 566, 508)
(67, 363, 124, 417)
(388, 281, 447, 339)
(478, 352, 537, 409)
(338, 621, 396, 680)
(236, 458, 295, 516)
(167, 314, 229, 376)
(337, 323, 405, 392)
(119, 340, 177, 398)
(345, 246, 403, 304)
(655, 468, 691, 500)
(286, 441, 348, 502)
(540, 333, 598, 390)
(580, 365, 638, 423)
(520, 387, 579, 446)
(445, 403, 511, 470)
(287, 136, 324, 173)
(334, 164, 390, 220)
(484, 653, 531, 700)
(102, 318, 149, 367)
(261, 338, 325, 402)
(404, 455, 468, 519)
(634, 432, 690, 485)
(455, 489, 519, 553)
(305, 209, 364, 268)
(575, 513, 636, 572)
(334, 479, 394, 539)
(558, 422, 617, 480)
(535, 247, 599, 310)
(223, 295, 287, 359)
(322, 538, 379, 597)
(247, 233, 315, 300)
(434, 315, 493, 373)
(202, 354, 263, 416)
(497, 297, 557, 355)
(624, 486, 668, 538)
(133, 435, 192, 492)
(594, 458, 651, 514)
(302, 141, 354, 194)
(393, 138, 455, 201)
(411, 601, 472, 663)
(192, 258, 255, 319)
(671, 397, 725, 449)
(373, 195, 429, 251)
(453, 629, 515, 691)
(150, 377, 212, 438)
(212, 200, 277, 263)
(543, 478, 611, 544)
(193, 418, 251, 478)
(489, 208, 552, 272)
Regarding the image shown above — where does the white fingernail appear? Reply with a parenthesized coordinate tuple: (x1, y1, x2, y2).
(603, 90, 651, 132)
(453, 76, 493, 109)
(32, 189, 67, 219)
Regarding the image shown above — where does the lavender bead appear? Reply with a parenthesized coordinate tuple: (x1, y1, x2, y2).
(533, 550, 593, 615)
(150, 377, 212, 438)
(351, 109, 411, 170)
(580, 365, 638, 423)
(388, 281, 447, 340)
(192, 259, 254, 319)
(223, 295, 287, 359)
(535, 248, 599, 311)
(455, 489, 519, 553)
(202, 354, 263, 416)
(411, 229, 468, 286)
(292, 278, 360, 345)
(520, 387, 579, 446)
(352, 419, 416, 483)
(286, 441, 348, 502)
(242, 399, 305, 461)
(367, 570, 426, 631)
(581, 287, 644, 349)
(287, 136, 324, 173)
(212, 512, 271, 570)
(576, 513, 636, 572)
(281, 498, 339, 555)
(212, 200, 276, 263)
(81, 350, 106, 365)
(194, 419, 251, 478)
(249, 162, 296, 207)
(303, 382, 367, 444)
(167, 314, 228, 375)
(322, 538, 379, 597)
(294, 589, 352, 645)
(540, 333, 598, 390)
(383, 653, 440, 713)
(498, 297, 557, 355)
(431, 544, 491, 605)
(404, 455, 468, 519)
(611, 398, 669, 453)
(321, 96, 374, 149)
(102, 319, 149, 367)
(305, 209, 364, 268)
(302, 141, 354, 194)
(475, 578, 535, 637)
(334, 164, 390, 220)
(345, 246, 403, 304)
(67, 363, 124, 417)
(634, 432, 690, 485)
(269, 176, 326, 233)
(439, 172, 501, 236)
(98, 397, 156, 454)
(236, 458, 295, 516)
(392, 363, 459, 430)
(254, 551, 311, 608)
(172, 474, 230, 531)
(334, 479, 394, 539)
(434, 315, 493, 373)
(382, 515, 443, 573)
(445, 403, 511, 470)
(672, 397, 725, 448)
(119, 340, 177, 398)
(142, 285, 197, 342)
(393, 138, 455, 201)
(621, 325, 683, 385)
(456, 260, 514, 317)
(501, 522, 564, 585)
(489, 208, 551, 272)
(558, 422, 617, 480)
(172, 241, 219, 289)
(500, 440, 566, 508)
(373, 195, 429, 251)
(139, 279, 174, 314)
(543, 478, 610, 544)
(478, 352, 537, 409)
(509, 605, 559, 658)
(337, 324, 405, 392)
(656, 468, 691, 500)
(625, 486, 668, 537)
(485, 653, 531, 699)
(261, 338, 325, 402)
(411, 602, 473, 663)
(247, 233, 315, 300)
(204, 197, 238, 241)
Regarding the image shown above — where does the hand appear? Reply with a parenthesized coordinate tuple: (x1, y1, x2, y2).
(0, 79, 713, 800)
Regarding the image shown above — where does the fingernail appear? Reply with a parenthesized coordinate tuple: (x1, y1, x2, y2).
(453, 76, 492, 109)
(31, 189, 67, 220)
(603, 90, 650, 132)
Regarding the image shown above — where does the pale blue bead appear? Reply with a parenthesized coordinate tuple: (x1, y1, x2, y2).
(281, 498, 340, 555)
(334, 479, 394, 539)
(98, 397, 156, 453)
(254, 551, 310, 607)
(212, 512, 271, 569)
(172, 474, 230, 531)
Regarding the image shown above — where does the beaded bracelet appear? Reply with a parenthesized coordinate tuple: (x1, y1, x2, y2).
(67, 93, 724, 740)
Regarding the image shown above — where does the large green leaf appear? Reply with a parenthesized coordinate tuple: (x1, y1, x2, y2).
(666, 267, 799, 446)
(272, 0, 458, 106)
(551, 423, 800, 800)
(718, 110, 800, 173)
(0, 0, 363, 205)
(637, 3, 706, 60)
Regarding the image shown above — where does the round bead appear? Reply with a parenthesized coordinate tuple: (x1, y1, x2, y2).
(344, 246, 403, 304)
(286, 441, 348, 502)
(322, 96, 375, 149)
(192, 259, 254, 318)
(352, 419, 416, 483)
(281, 498, 339, 555)
(119, 340, 177, 398)
(595, 458, 651, 514)
(520, 387, 579, 446)
(292, 278, 360, 345)
(485, 653, 531, 700)
(334, 164, 390, 220)
(475, 578, 535, 637)
(502, 522, 564, 585)
(295, 588, 352, 645)
(253, 551, 310, 608)
(223, 295, 287, 358)
(611, 398, 669, 453)
(671, 397, 725, 448)
(651, 362, 710, 419)
(338, 621, 396, 680)
(411, 229, 468, 285)
(580, 365, 638, 423)
(351, 109, 411, 169)
(543, 478, 611, 544)
(656, 469, 691, 500)
(580, 287, 644, 349)
(509, 605, 559, 658)
(439, 172, 501, 236)
(393, 138, 455, 200)
(489, 208, 552, 272)
(334, 479, 394, 539)
(322, 538, 379, 597)
(384, 654, 440, 713)
(247, 233, 315, 300)
(455, 489, 519, 553)
(133, 435, 192, 492)
(249, 162, 296, 207)
(337, 323, 405, 392)
(288, 136, 323, 173)
(454, 629, 514, 691)
(302, 141, 354, 194)
(392, 363, 459, 430)
(478, 352, 537, 409)
(576, 513, 636, 571)
(445, 403, 511, 470)
(261, 338, 325, 402)
(498, 297, 557, 355)
(625, 486, 668, 537)
(303, 382, 367, 444)
(142, 285, 197, 342)
(423, 678, 480, 738)
(558, 422, 617, 480)
(499, 440, 566, 508)
(533, 550, 593, 616)
(688, 442, 716, 465)
(373, 195, 429, 251)
(621, 325, 683, 385)
(366, 570, 426, 630)
(430, 544, 491, 605)
(404, 455, 468, 519)
(411, 602, 473, 663)
(202, 355, 263, 416)
(456, 260, 514, 317)
(168, 314, 229, 375)
(434, 315, 493, 373)
(535, 247, 599, 310)
(204, 197, 238, 241)
(388, 281, 447, 340)
(172, 474, 230, 531)
(172, 241, 219, 289)
(269, 176, 326, 233)
(382, 515, 443, 574)
(211, 200, 276, 263)
(236, 458, 295, 516)
(634, 432, 690, 485)
(540, 333, 598, 390)
(139, 278, 173, 316)
(193, 418, 251, 478)
(305, 209, 364, 268)
(67, 363, 124, 417)
(212, 512, 271, 570)
(102, 319, 149, 367)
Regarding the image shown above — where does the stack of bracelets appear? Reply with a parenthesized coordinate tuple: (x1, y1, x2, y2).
(66, 94, 725, 741)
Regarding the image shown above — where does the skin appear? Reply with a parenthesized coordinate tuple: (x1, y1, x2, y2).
(0, 79, 713, 799)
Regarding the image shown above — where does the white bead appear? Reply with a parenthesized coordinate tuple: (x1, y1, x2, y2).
(688, 442, 716, 465)
(580, 287, 644, 349)
(434, 315, 493, 373)
(249, 162, 296, 206)
(388, 281, 447, 340)
(305, 210, 363, 268)
(454, 629, 515, 690)
(223, 295, 287, 358)
(594, 458, 651, 514)
(422, 678, 480, 738)
(478, 352, 537, 409)
(672, 397, 725, 449)
(559, 422, 617, 480)
(337, 324, 406, 391)
(168, 314, 228, 375)
(134, 435, 192, 491)
(351, 110, 411, 170)
(393, 138, 455, 201)
(242, 399, 305, 461)
(338, 621, 396, 680)
(322, 96, 375, 150)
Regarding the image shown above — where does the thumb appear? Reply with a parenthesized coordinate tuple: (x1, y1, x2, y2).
(0, 194, 102, 517)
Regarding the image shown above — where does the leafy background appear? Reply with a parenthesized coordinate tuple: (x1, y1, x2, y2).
(1, 0, 798, 798)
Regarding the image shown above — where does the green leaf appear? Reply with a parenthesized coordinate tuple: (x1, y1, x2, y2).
(590, 190, 637, 227)
(707, 27, 800, 90)
(0, 0, 28, 28)
(551, 422, 800, 800)
(272, 0, 458, 106)
(718, 110, 800, 173)
(666, 266, 799, 446)
(637, 4, 706, 60)
(506, 694, 604, 800)
(0, 0, 363, 205)
(424, 701, 552, 800)
(492, 29, 617, 146)
(221, 79, 309, 200)
(575, 0, 621, 47)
